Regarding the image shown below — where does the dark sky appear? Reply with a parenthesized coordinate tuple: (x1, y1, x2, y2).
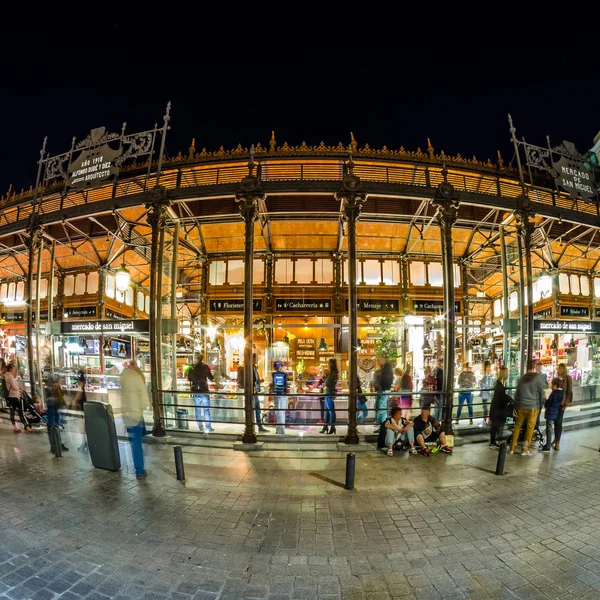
(1, 3, 597, 194)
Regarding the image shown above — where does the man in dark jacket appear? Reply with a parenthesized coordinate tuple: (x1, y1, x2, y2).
(188, 357, 214, 433)
(374, 354, 394, 432)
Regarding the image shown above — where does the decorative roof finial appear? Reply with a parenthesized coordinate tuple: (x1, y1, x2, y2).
(440, 151, 448, 182)
(497, 150, 504, 169)
(248, 144, 256, 175)
(188, 138, 196, 160)
(350, 132, 358, 154)
(427, 138, 435, 160)
(269, 131, 276, 153)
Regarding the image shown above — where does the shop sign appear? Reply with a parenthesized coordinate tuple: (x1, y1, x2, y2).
(63, 306, 97, 319)
(136, 341, 150, 352)
(358, 337, 377, 356)
(318, 345, 335, 359)
(533, 320, 600, 334)
(1, 312, 24, 322)
(413, 300, 461, 314)
(295, 338, 316, 359)
(345, 299, 399, 312)
(534, 307, 553, 320)
(106, 308, 126, 319)
(560, 305, 589, 317)
(553, 155, 596, 202)
(61, 319, 150, 334)
(209, 299, 262, 312)
(276, 299, 331, 312)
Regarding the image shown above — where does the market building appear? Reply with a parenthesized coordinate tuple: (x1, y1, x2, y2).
(1, 112, 599, 442)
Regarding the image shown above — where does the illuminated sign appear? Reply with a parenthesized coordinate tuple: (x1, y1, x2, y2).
(346, 299, 399, 312)
(275, 299, 331, 312)
(209, 299, 262, 312)
(63, 306, 97, 319)
(413, 300, 461, 313)
(533, 320, 600, 334)
(560, 305, 589, 318)
(61, 319, 149, 334)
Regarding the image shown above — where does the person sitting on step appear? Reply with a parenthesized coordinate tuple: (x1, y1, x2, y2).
(413, 406, 453, 456)
(382, 406, 418, 456)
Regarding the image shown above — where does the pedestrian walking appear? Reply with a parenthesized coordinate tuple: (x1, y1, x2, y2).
(373, 354, 393, 432)
(73, 370, 88, 451)
(455, 363, 475, 425)
(400, 365, 414, 420)
(479, 360, 494, 424)
(5, 364, 33, 434)
(45, 372, 69, 453)
(187, 356, 214, 433)
(120, 360, 149, 479)
(320, 358, 338, 435)
(272, 362, 288, 435)
(252, 353, 269, 433)
(509, 360, 545, 456)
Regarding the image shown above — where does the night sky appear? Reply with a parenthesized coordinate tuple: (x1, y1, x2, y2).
(1, 3, 597, 194)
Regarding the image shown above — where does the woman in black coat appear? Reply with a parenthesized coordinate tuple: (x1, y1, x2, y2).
(489, 367, 512, 448)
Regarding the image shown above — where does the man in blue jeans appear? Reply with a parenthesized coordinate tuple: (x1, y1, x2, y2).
(188, 357, 214, 433)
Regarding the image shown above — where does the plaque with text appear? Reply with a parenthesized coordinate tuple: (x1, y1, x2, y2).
(61, 319, 149, 334)
(413, 300, 461, 314)
(276, 299, 331, 312)
(63, 306, 97, 319)
(560, 305, 589, 318)
(209, 299, 262, 312)
(346, 299, 399, 312)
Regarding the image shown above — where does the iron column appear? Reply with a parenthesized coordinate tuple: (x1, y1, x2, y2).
(518, 210, 535, 368)
(236, 149, 263, 445)
(337, 154, 366, 446)
(433, 179, 459, 435)
(499, 226, 511, 367)
(147, 186, 170, 437)
(25, 226, 42, 398)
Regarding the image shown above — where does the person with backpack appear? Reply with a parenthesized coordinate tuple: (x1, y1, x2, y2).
(373, 354, 393, 432)
(540, 378, 563, 453)
(489, 366, 512, 448)
(187, 356, 214, 433)
(378, 406, 418, 456)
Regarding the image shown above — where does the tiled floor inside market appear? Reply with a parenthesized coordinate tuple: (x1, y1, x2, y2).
(1, 421, 600, 600)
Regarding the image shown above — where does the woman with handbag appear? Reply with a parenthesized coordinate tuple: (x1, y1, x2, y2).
(489, 367, 512, 448)
(5, 364, 33, 434)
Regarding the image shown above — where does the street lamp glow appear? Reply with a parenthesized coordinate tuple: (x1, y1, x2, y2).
(115, 266, 131, 293)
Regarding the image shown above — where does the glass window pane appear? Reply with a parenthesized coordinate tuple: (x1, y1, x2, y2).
(137, 291, 145, 312)
(15, 281, 24, 301)
(453, 264, 461, 287)
(75, 273, 87, 295)
(87, 272, 99, 295)
(509, 291, 518, 312)
(559, 273, 570, 294)
(7, 282, 15, 301)
(494, 298, 503, 317)
(64, 275, 75, 297)
(410, 261, 426, 286)
(295, 259, 314, 284)
(145, 295, 150, 313)
(0, 283, 6, 302)
(570, 275, 580, 296)
(209, 261, 226, 285)
(595, 278, 600, 298)
(428, 262, 443, 287)
(538, 275, 552, 300)
(227, 260, 244, 285)
(32, 279, 37, 301)
(125, 286, 134, 306)
(104, 274, 115, 298)
(581, 276, 590, 296)
(363, 260, 381, 285)
(275, 259, 293, 284)
(39, 278, 48, 299)
(382, 260, 399, 285)
(253, 259, 264, 284)
(315, 259, 333, 284)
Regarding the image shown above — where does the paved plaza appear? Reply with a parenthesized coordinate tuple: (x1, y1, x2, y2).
(1, 421, 600, 600)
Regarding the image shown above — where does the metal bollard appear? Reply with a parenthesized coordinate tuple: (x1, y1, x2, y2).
(50, 427, 62, 458)
(345, 452, 355, 490)
(174, 445, 185, 481)
(495, 442, 508, 475)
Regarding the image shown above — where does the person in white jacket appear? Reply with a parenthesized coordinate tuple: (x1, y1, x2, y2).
(120, 361, 149, 478)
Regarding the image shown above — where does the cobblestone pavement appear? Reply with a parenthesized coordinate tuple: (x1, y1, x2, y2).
(1, 421, 600, 600)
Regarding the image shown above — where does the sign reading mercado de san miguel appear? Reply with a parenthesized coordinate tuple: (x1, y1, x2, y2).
(533, 320, 600, 334)
(60, 319, 150, 334)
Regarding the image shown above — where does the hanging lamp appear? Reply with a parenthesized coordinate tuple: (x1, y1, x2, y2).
(115, 256, 131, 293)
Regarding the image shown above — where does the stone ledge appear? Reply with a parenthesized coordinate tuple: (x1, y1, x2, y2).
(233, 441, 265, 452)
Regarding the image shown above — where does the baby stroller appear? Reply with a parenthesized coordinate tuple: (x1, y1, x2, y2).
(20, 390, 48, 427)
(508, 410, 546, 450)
